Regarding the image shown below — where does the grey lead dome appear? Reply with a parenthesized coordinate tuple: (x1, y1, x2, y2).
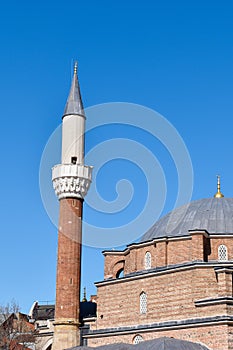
(71, 337, 209, 349)
(141, 197, 233, 242)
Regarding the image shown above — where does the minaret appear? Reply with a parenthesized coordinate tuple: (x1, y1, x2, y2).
(52, 63, 92, 350)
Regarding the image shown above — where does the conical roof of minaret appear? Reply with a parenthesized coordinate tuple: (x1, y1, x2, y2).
(63, 62, 85, 117)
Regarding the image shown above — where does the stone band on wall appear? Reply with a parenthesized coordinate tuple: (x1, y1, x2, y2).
(52, 163, 93, 199)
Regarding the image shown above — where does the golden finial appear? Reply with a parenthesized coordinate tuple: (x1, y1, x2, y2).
(82, 287, 87, 302)
(74, 61, 78, 75)
(214, 175, 224, 198)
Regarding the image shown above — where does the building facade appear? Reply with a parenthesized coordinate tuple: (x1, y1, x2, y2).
(84, 195, 233, 350)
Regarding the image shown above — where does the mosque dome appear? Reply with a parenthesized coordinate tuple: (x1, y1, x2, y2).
(71, 336, 209, 349)
(141, 197, 233, 242)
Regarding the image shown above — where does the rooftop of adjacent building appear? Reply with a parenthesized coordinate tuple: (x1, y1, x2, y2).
(30, 299, 96, 322)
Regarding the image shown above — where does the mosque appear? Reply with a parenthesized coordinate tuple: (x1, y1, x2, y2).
(33, 65, 233, 350)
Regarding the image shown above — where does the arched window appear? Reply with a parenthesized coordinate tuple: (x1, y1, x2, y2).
(140, 292, 147, 314)
(116, 268, 124, 278)
(218, 244, 228, 261)
(113, 260, 125, 279)
(133, 335, 144, 344)
(144, 252, 151, 269)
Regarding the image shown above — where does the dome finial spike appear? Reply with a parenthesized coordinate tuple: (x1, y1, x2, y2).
(214, 175, 224, 198)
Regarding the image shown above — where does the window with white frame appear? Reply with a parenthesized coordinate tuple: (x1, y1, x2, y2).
(133, 335, 144, 344)
(140, 292, 147, 314)
(145, 251, 151, 269)
(218, 244, 228, 261)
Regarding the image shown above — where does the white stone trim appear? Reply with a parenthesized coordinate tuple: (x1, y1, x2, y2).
(103, 236, 191, 256)
(41, 337, 53, 350)
(209, 234, 233, 238)
(52, 164, 93, 199)
(189, 229, 209, 238)
(83, 316, 232, 341)
(195, 297, 233, 307)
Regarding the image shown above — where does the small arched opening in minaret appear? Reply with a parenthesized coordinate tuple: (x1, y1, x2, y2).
(71, 156, 77, 164)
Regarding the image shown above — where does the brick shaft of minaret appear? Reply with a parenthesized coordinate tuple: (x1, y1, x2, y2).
(56, 198, 83, 319)
(53, 198, 83, 349)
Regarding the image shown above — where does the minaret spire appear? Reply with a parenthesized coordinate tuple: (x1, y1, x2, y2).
(74, 61, 78, 74)
(214, 175, 224, 198)
(82, 287, 87, 302)
(63, 61, 84, 117)
(52, 64, 92, 350)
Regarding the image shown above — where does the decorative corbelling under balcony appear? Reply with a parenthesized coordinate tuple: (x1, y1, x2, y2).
(52, 163, 93, 200)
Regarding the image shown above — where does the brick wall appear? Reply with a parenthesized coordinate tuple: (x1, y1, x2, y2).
(209, 237, 233, 261)
(97, 265, 232, 330)
(103, 235, 233, 277)
(87, 324, 231, 349)
(96, 234, 233, 350)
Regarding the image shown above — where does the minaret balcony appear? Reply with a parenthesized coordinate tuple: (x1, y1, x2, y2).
(52, 163, 93, 200)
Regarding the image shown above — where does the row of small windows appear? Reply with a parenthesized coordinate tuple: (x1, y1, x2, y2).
(144, 244, 228, 269)
(140, 243, 227, 315)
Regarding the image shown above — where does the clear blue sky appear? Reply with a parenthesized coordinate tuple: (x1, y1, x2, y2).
(0, 0, 232, 312)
